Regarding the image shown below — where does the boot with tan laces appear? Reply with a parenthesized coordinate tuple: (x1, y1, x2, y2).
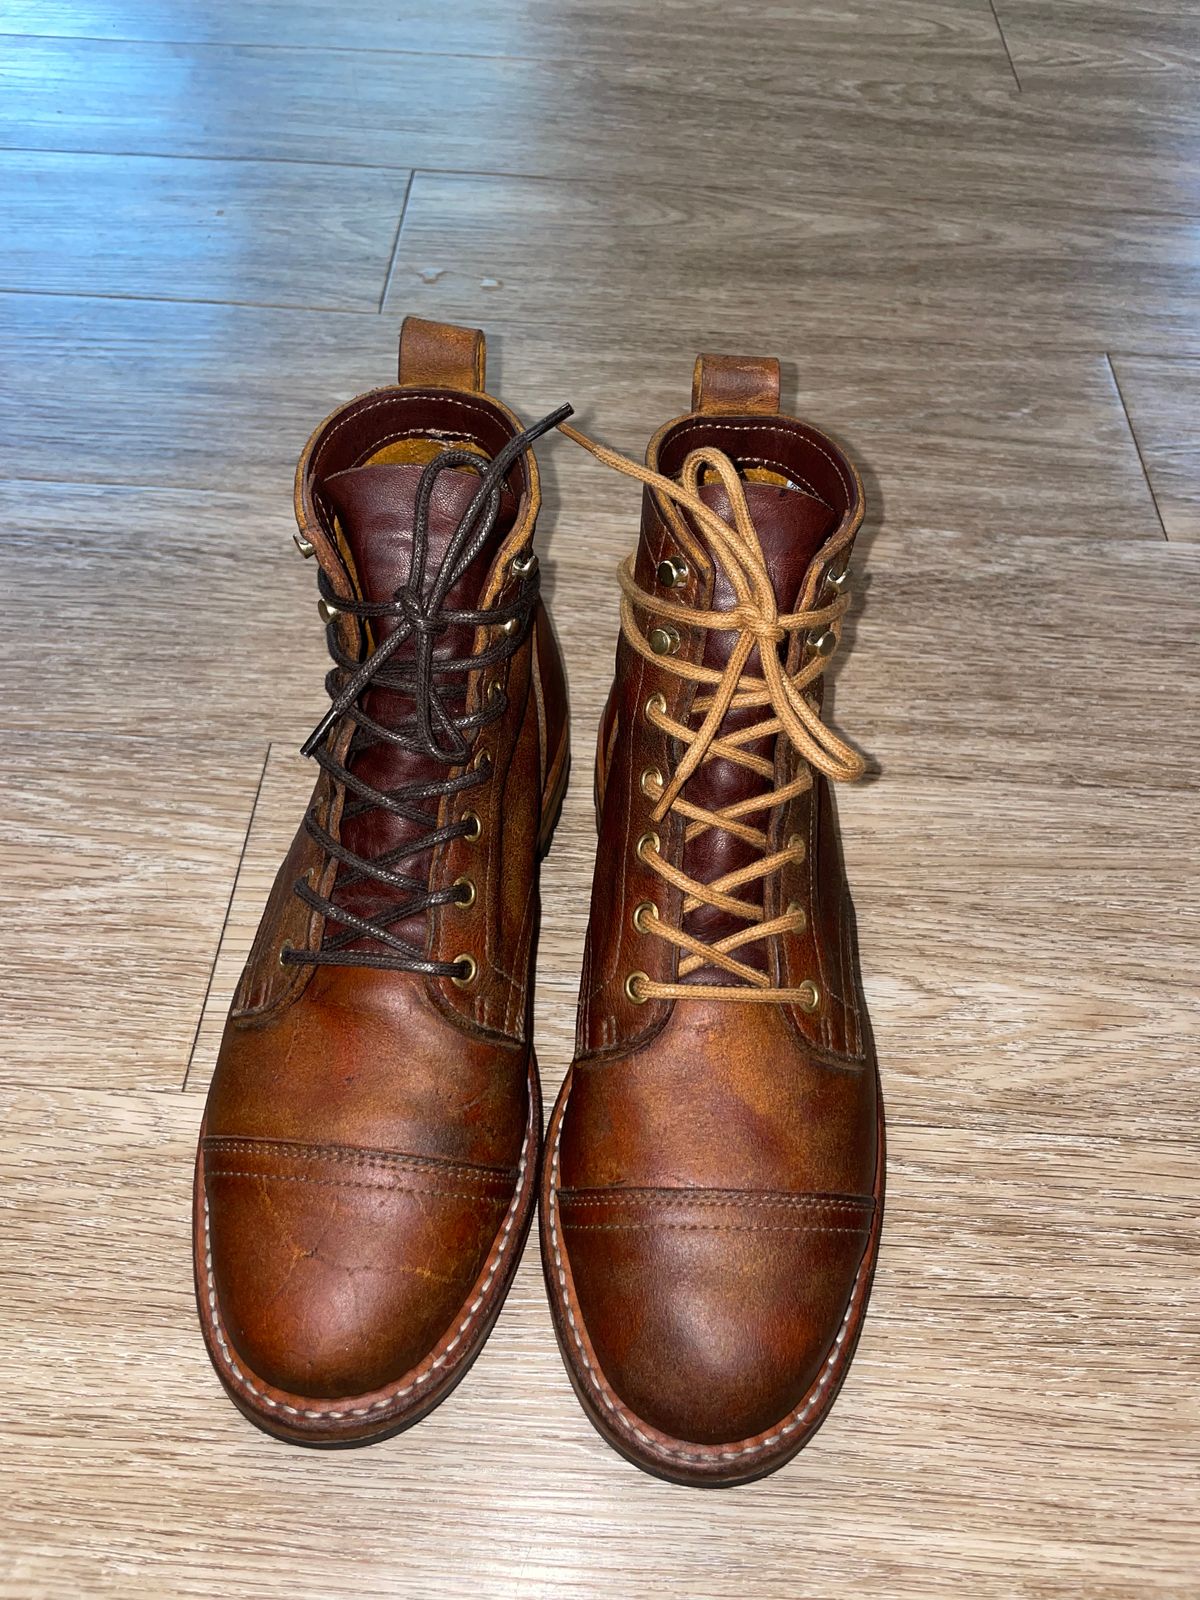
(541, 355, 883, 1486)
(194, 318, 571, 1445)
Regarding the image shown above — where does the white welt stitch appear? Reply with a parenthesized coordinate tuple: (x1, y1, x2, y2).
(202, 1085, 534, 1429)
(547, 1093, 872, 1467)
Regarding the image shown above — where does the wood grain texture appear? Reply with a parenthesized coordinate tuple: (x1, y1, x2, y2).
(0, 0, 1015, 71)
(0, 32, 1020, 170)
(1, 1085, 1195, 1598)
(0, 150, 410, 309)
(387, 171, 1200, 357)
(995, 0, 1200, 90)
(1110, 354, 1200, 540)
(0, 295, 1160, 538)
(9, 37, 1200, 219)
(183, 742, 317, 1090)
(0, 481, 327, 736)
(0, 733, 264, 1090)
(1, 0, 1197, 1592)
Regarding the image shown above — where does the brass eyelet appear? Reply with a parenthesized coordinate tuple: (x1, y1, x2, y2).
(486, 679, 504, 704)
(648, 624, 682, 656)
(511, 549, 537, 576)
(469, 748, 488, 771)
(462, 811, 483, 841)
(500, 616, 520, 636)
(632, 900, 658, 933)
(656, 555, 689, 589)
(645, 692, 667, 721)
(451, 953, 477, 988)
(453, 876, 476, 909)
(796, 979, 821, 1013)
(825, 565, 850, 592)
(636, 830, 660, 862)
(809, 629, 836, 657)
(786, 832, 806, 857)
(640, 766, 663, 798)
(293, 532, 316, 559)
(317, 598, 339, 624)
(625, 971, 650, 1005)
(786, 898, 807, 930)
(278, 941, 293, 968)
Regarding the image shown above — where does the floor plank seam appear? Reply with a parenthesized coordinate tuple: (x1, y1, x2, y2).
(379, 170, 416, 313)
(1106, 353, 1169, 540)
(180, 741, 271, 1092)
(986, 0, 1022, 92)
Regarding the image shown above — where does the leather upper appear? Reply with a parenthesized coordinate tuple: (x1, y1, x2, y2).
(196, 319, 568, 1427)
(549, 355, 881, 1465)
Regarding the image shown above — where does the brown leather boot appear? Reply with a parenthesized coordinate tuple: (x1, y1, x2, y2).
(194, 318, 571, 1445)
(541, 355, 883, 1486)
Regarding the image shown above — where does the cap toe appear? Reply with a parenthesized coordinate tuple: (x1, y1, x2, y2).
(203, 1139, 514, 1400)
(558, 1186, 874, 1445)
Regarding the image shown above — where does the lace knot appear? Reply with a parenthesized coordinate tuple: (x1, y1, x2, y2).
(398, 587, 449, 640)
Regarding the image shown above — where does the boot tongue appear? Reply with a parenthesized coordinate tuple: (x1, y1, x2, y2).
(318, 461, 503, 957)
(697, 479, 834, 606)
(679, 479, 838, 980)
(325, 462, 494, 620)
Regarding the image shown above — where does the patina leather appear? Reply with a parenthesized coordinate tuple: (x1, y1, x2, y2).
(541, 356, 884, 1486)
(194, 318, 569, 1445)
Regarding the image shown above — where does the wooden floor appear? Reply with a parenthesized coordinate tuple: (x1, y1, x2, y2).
(2, 2, 1198, 1595)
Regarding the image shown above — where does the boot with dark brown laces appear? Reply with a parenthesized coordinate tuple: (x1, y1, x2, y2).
(541, 355, 883, 1486)
(194, 318, 571, 1445)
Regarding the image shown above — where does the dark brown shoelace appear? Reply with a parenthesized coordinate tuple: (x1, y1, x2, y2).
(284, 402, 572, 978)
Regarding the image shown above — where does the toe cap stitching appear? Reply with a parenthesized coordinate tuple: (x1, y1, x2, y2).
(200, 1094, 533, 1425)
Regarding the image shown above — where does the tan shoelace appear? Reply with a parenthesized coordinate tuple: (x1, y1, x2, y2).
(561, 422, 866, 1005)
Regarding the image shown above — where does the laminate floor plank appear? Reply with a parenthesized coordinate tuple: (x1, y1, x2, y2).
(182, 742, 318, 1089)
(0, 734, 265, 1091)
(995, 0, 1200, 91)
(0, 295, 1158, 540)
(0, 481, 327, 737)
(1110, 354, 1200, 541)
(1, 1084, 1194, 1597)
(387, 172, 1200, 358)
(0, 0, 1196, 1589)
(0, 150, 409, 310)
(8, 38, 1200, 219)
(0, 0, 1017, 73)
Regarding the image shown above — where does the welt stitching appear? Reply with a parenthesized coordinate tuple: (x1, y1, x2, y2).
(206, 1169, 511, 1202)
(546, 1094, 873, 1466)
(200, 1090, 533, 1426)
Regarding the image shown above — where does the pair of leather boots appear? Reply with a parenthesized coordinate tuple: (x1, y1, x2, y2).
(194, 316, 884, 1488)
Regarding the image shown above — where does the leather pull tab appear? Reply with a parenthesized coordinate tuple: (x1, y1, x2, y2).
(692, 353, 781, 415)
(398, 315, 486, 391)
